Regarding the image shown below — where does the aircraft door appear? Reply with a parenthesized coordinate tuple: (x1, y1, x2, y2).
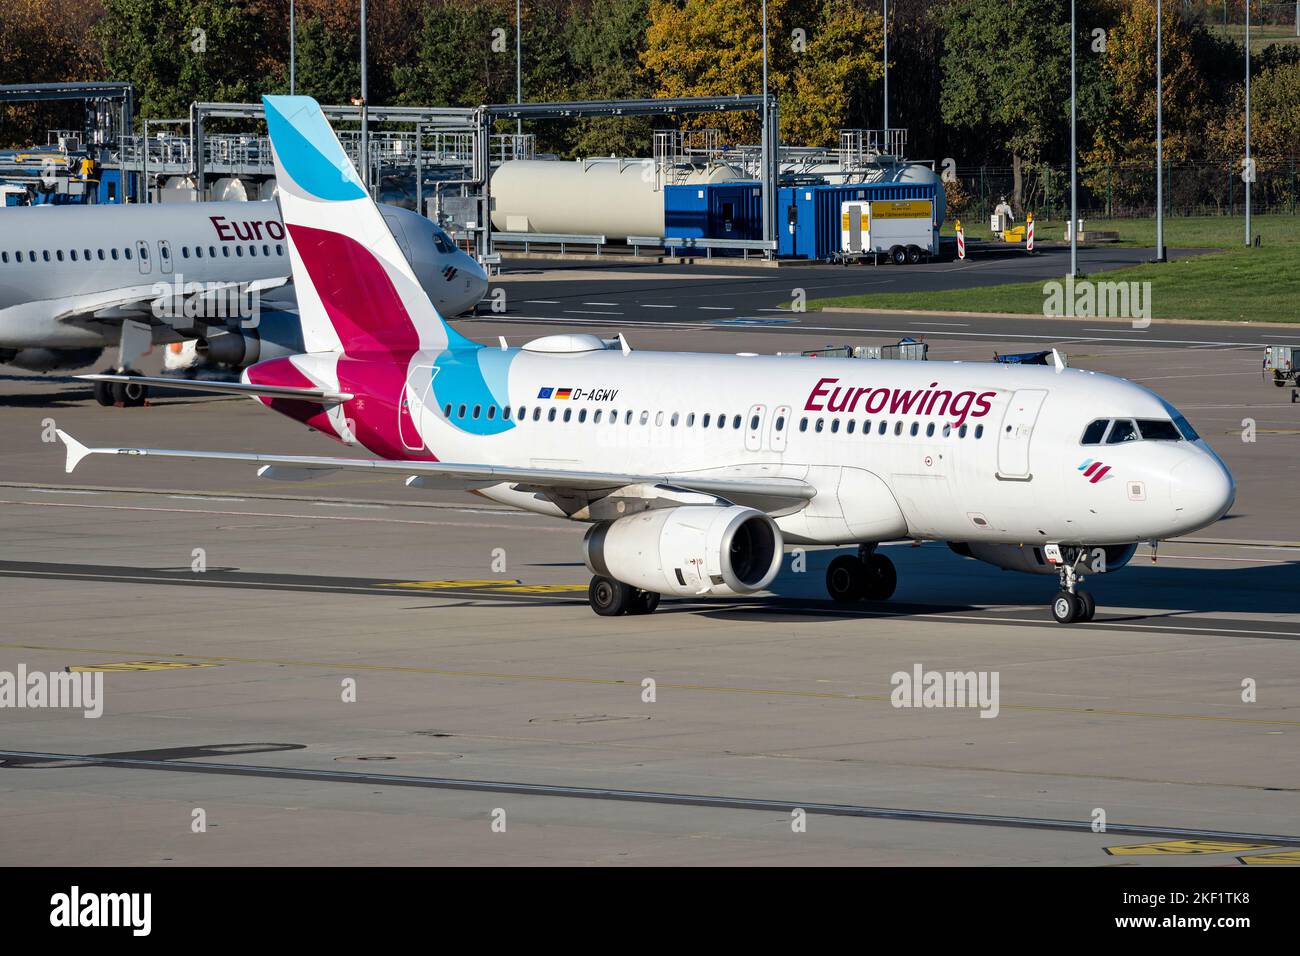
(769, 404, 791, 452)
(400, 364, 435, 451)
(135, 240, 152, 274)
(745, 404, 766, 452)
(157, 240, 173, 274)
(996, 389, 1048, 479)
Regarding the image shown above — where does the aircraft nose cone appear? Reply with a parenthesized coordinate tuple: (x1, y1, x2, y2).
(1170, 453, 1235, 531)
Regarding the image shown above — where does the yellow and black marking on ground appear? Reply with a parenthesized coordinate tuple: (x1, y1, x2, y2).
(1106, 839, 1300, 863)
(67, 660, 220, 673)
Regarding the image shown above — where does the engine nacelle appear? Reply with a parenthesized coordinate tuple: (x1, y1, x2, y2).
(0, 347, 104, 372)
(195, 309, 305, 369)
(948, 542, 1138, 575)
(583, 505, 784, 597)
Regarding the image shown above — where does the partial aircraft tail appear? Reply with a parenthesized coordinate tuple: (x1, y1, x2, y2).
(262, 95, 475, 355)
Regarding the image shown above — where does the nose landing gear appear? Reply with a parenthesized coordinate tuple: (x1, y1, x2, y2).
(588, 575, 660, 616)
(1050, 555, 1096, 624)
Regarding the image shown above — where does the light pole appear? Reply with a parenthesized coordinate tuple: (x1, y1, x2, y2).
(1245, 0, 1252, 246)
(762, 0, 769, 132)
(1155, 0, 1165, 261)
(1069, 0, 1078, 277)
(360, 0, 369, 197)
(290, 0, 295, 95)
(515, 0, 522, 137)
(883, 0, 889, 132)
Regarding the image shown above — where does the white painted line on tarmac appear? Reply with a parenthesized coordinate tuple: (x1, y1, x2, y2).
(563, 310, 622, 316)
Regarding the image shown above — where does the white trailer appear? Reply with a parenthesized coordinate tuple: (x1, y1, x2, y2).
(838, 198, 937, 265)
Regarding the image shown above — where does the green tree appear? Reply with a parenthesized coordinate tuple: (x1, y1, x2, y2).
(937, 0, 1070, 213)
(98, 0, 272, 120)
(563, 0, 656, 156)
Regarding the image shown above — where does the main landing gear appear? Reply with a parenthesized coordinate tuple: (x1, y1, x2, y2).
(825, 545, 897, 603)
(92, 368, 148, 408)
(1050, 555, 1096, 624)
(588, 576, 660, 616)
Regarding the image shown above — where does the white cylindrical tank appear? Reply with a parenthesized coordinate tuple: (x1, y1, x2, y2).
(211, 176, 251, 202)
(158, 176, 197, 203)
(490, 159, 743, 239)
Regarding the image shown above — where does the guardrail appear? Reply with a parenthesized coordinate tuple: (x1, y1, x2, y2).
(629, 235, 777, 260)
(491, 232, 607, 255)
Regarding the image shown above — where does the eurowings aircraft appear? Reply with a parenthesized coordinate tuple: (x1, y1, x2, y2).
(60, 96, 1235, 624)
(0, 197, 486, 404)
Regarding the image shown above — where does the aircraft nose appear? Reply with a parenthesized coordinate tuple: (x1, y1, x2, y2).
(463, 255, 489, 313)
(1170, 453, 1235, 531)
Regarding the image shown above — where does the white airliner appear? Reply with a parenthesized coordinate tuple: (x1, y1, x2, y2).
(0, 199, 487, 405)
(60, 96, 1236, 624)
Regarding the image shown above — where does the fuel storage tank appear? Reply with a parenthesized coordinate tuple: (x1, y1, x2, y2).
(490, 158, 744, 239)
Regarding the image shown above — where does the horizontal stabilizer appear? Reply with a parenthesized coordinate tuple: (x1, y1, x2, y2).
(77, 374, 352, 403)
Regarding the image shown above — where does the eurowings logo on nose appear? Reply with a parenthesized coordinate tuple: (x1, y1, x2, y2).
(1078, 459, 1113, 483)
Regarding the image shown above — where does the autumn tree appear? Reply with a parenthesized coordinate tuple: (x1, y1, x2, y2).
(1, 0, 106, 145)
(641, 0, 884, 146)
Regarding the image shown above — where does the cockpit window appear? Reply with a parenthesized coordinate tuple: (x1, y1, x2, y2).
(1081, 419, 1108, 445)
(1172, 414, 1199, 441)
(1106, 419, 1139, 444)
(1136, 419, 1182, 441)
(432, 228, 456, 254)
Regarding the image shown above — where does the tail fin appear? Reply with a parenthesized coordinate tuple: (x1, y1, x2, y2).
(262, 95, 476, 355)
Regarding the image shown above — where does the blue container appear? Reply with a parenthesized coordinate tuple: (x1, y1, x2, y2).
(664, 181, 763, 242)
(778, 181, 939, 260)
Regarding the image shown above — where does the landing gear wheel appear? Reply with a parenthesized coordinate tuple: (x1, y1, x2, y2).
(92, 377, 114, 407)
(862, 553, 897, 601)
(1051, 591, 1081, 624)
(628, 590, 661, 615)
(589, 575, 633, 616)
(826, 555, 867, 602)
(111, 371, 148, 408)
(905, 245, 922, 265)
(1076, 590, 1096, 622)
(890, 245, 907, 265)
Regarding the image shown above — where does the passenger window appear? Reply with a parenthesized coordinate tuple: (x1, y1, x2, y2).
(276, 244, 283, 256)
(815, 418, 824, 433)
(160, 246, 169, 259)
(457, 404, 466, 418)
(959, 424, 968, 438)
(926, 422, 935, 437)
(687, 413, 695, 427)
(43, 251, 50, 262)
(210, 246, 217, 257)
(671, 412, 679, 426)
(894, 422, 903, 436)
(532, 408, 541, 421)
(942, 424, 951, 437)
(732, 415, 741, 429)
(878, 421, 887, 435)
(1081, 419, 1109, 445)
(799, 418, 808, 432)
(97, 249, 105, 260)
(56, 250, 64, 261)
(124, 248, 132, 259)
(70, 250, 77, 261)
(223, 247, 230, 257)
(548, 408, 557, 421)
(975, 424, 984, 439)
(486, 405, 496, 420)
(846, 420, 855, 434)
(775, 415, 785, 431)
(578, 409, 587, 423)
(83, 248, 90, 259)
(563, 408, 572, 422)
(1106, 419, 1139, 444)
(443, 404, 452, 417)
(640, 410, 649, 425)
(655, 411, 663, 426)
(910, 422, 919, 436)
(594, 410, 602, 423)
(863, 420, 871, 434)
(830, 419, 840, 434)
(750, 414, 759, 430)
(1136, 419, 1181, 441)
(111, 248, 118, 260)
(181, 247, 189, 259)
(1, 252, 6, 263)
(624, 410, 633, 424)
(703, 414, 712, 428)
(248, 245, 256, 257)
(503, 405, 511, 419)
(235, 246, 243, 257)
(472, 404, 481, 419)
(263, 244, 270, 256)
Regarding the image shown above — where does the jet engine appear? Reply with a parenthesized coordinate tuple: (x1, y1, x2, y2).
(948, 542, 1138, 575)
(195, 309, 305, 369)
(583, 505, 784, 597)
(0, 347, 104, 372)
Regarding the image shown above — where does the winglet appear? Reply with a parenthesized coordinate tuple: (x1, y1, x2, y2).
(56, 429, 94, 474)
(1052, 348, 1065, 372)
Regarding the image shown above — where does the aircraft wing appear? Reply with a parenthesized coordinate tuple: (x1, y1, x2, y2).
(54, 430, 815, 509)
(77, 374, 352, 403)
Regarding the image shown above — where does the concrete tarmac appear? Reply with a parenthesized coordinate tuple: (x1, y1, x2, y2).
(1, 312, 1298, 866)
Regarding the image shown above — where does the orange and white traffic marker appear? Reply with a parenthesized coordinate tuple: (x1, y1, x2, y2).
(956, 219, 965, 260)
(1026, 212, 1035, 253)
